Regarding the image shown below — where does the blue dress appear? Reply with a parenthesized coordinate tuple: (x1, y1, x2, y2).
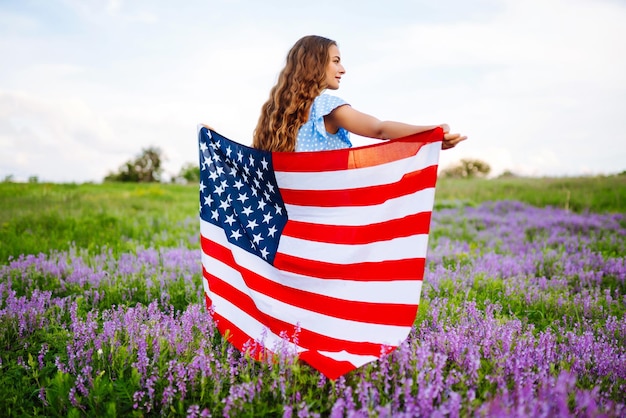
(295, 94, 353, 152)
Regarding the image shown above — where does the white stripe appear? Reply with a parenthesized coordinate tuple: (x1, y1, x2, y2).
(285, 187, 436, 226)
(275, 141, 440, 191)
(200, 235, 412, 345)
(277, 233, 429, 264)
(317, 350, 379, 365)
(201, 219, 423, 304)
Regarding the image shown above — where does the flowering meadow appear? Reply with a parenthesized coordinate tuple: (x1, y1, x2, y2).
(1, 182, 625, 417)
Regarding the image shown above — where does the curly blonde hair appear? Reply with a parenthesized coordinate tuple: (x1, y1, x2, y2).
(252, 35, 336, 152)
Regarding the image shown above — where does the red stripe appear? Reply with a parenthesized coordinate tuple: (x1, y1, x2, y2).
(283, 211, 432, 244)
(273, 252, 424, 281)
(201, 241, 419, 326)
(298, 351, 358, 380)
(280, 165, 437, 207)
(273, 128, 443, 172)
(203, 268, 390, 357)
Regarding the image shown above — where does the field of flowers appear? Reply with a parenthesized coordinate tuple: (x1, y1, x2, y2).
(1, 182, 625, 417)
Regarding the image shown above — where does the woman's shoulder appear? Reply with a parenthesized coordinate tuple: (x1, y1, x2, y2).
(313, 93, 349, 117)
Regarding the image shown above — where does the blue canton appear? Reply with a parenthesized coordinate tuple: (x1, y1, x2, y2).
(198, 128, 287, 264)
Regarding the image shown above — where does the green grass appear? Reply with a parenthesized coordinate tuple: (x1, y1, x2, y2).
(434, 175, 626, 213)
(0, 182, 199, 262)
(1, 175, 625, 261)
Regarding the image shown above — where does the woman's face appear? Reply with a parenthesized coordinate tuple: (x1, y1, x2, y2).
(324, 45, 345, 90)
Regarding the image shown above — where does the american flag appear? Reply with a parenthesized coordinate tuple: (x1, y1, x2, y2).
(198, 125, 443, 379)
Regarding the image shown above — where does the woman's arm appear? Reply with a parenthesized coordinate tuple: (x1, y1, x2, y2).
(326, 104, 467, 149)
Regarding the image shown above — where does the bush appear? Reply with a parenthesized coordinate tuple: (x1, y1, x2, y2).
(440, 159, 491, 179)
(104, 147, 164, 183)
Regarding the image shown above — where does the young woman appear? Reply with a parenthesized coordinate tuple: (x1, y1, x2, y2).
(252, 35, 467, 152)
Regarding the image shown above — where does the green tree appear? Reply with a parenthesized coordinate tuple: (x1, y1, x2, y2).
(440, 158, 491, 179)
(105, 146, 164, 183)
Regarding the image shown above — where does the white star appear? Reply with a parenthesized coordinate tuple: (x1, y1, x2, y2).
(251, 188, 258, 197)
(267, 226, 278, 237)
(248, 154, 255, 166)
(260, 247, 269, 259)
(253, 178, 261, 189)
(212, 153, 221, 163)
(199, 181, 206, 193)
(258, 199, 267, 211)
(220, 180, 228, 189)
(216, 165, 225, 176)
(209, 140, 218, 150)
(256, 168, 263, 179)
(261, 158, 269, 170)
(215, 139, 221, 148)
(230, 229, 242, 240)
(246, 219, 259, 230)
(233, 180, 244, 190)
(219, 199, 229, 211)
(226, 146, 232, 157)
(262, 212, 273, 224)
(237, 193, 249, 204)
(237, 150, 243, 162)
(209, 170, 219, 181)
(200, 142, 208, 153)
(274, 203, 283, 215)
(204, 195, 213, 206)
(211, 209, 219, 221)
(214, 185, 225, 196)
(224, 214, 236, 226)
(243, 165, 250, 175)
(242, 206, 253, 216)
(267, 183, 275, 194)
(252, 233, 263, 245)
(263, 191, 271, 201)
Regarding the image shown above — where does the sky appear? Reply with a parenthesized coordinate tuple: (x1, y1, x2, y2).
(1, 0, 625, 183)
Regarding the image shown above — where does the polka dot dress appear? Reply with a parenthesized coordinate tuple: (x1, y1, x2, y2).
(295, 94, 353, 152)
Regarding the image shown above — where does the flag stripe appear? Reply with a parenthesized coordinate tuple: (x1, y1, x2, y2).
(277, 233, 429, 264)
(272, 252, 425, 281)
(274, 142, 440, 191)
(282, 211, 432, 244)
(272, 129, 443, 172)
(284, 187, 437, 227)
(279, 165, 438, 207)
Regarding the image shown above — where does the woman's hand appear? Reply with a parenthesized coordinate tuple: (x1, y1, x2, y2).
(439, 124, 467, 150)
(442, 132, 467, 149)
